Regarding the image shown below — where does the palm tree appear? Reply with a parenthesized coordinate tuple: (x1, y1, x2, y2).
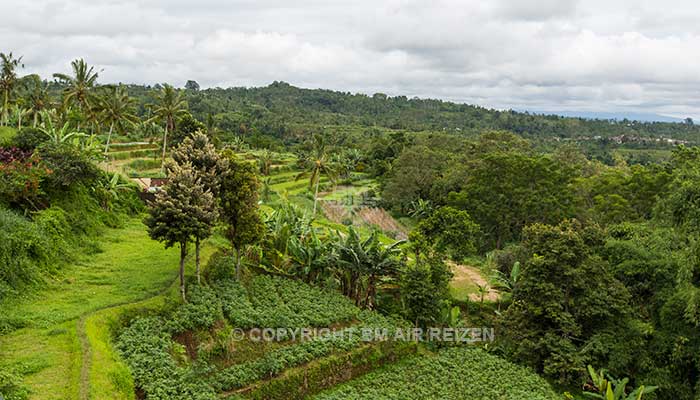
(295, 134, 336, 216)
(258, 149, 273, 175)
(99, 86, 140, 153)
(0, 52, 23, 126)
(146, 84, 187, 169)
(20, 74, 51, 128)
(53, 59, 99, 127)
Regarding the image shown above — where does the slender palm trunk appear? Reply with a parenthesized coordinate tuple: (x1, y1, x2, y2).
(179, 241, 188, 302)
(33, 113, 38, 128)
(312, 176, 320, 216)
(161, 121, 168, 172)
(195, 237, 201, 284)
(17, 111, 22, 129)
(104, 122, 114, 153)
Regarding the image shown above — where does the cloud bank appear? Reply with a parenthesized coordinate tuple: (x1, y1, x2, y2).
(3, 0, 700, 118)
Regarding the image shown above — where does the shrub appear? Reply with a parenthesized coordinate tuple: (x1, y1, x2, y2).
(0, 154, 49, 210)
(37, 143, 100, 190)
(0, 369, 30, 400)
(13, 127, 47, 151)
(204, 251, 237, 282)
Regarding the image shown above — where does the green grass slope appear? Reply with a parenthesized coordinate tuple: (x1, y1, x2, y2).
(0, 218, 209, 400)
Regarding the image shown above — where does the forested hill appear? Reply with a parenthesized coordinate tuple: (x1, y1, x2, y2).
(123, 81, 699, 141)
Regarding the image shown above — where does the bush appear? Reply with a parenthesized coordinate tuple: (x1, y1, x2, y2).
(37, 143, 100, 190)
(0, 208, 52, 299)
(204, 251, 237, 282)
(0, 369, 30, 400)
(13, 127, 47, 151)
(0, 153, 49, 210)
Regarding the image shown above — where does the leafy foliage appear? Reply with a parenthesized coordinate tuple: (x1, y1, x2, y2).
(313, 347, 560, 400)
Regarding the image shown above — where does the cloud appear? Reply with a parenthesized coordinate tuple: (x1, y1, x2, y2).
(3, 0, 700, 118)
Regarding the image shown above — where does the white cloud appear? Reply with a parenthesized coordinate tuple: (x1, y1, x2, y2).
(3, 0, 700, 118)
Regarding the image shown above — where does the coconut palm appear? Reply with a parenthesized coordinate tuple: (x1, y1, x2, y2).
(99, 86, 140, 153)
(53, 59, 99, 122)
(0, 52, 23, 126)
(146, 84, 188, 168)
(21, 75, 51, 127)
(295, 134, 336, 216)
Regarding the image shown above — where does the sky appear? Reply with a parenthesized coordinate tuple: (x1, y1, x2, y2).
(3, 0, 700, 119)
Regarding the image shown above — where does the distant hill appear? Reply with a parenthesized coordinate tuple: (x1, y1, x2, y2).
(124, 81, 700, 142)
(532, 110, 685, 123)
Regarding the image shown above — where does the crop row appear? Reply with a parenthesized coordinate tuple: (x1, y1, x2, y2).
(312, 346, 561, 400)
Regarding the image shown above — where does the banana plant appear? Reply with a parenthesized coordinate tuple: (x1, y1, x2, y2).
(38, 110, 86, 144)
(584, 365, 657, 400)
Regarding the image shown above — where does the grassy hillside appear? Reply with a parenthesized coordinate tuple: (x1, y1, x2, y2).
(0, 219, 216, 400)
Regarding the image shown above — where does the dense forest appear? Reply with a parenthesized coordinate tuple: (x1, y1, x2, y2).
(1, 53, 699, 400)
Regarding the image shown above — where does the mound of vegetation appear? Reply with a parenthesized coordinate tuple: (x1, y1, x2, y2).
(115, 277, 411, 400)
(312, 347, 560, 400)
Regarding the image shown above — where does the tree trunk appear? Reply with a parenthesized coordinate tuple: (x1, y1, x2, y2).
(195, 237, 201, 284)
(161, 122, 168, 172)
(312, 176, 320, 216)
(179, 241, 187, 302)
(33, 113, 38, 128)
(365, 275, 376, 310)
(104, 122, 114, 153)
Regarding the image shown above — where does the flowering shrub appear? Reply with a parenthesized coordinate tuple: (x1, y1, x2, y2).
(0, 147, 32, 163)
(0, 153, 50, 209)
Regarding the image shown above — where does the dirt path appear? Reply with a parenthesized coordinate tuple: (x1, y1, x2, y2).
(449, 262, 500, 302)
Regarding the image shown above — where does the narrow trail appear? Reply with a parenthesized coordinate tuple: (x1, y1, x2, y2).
(77, 316, 90, 400)
(448, 262, 500, 302)
(75, 269, 181, 399)
(0, 219, 181, 400)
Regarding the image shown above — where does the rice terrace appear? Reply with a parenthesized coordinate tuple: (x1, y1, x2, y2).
(2, 1, 700, 399)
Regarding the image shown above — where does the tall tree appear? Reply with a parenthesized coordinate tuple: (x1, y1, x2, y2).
(19, 74, 51, 128)
(52, 58, 99, 127)
(99, 86, 139, 153)
(0, 52, 23, 126)
(147, 84, 188, 169)
(144, 161, 216, 301)
(414, 206, 480, 261)
(295, 134, 336, 216)
(501, 220, 631, 384)
(171, 131, 224, 282)
(219, 151, 264, 280)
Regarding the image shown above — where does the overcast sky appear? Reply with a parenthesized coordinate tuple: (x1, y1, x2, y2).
(3, 0, 700, 118)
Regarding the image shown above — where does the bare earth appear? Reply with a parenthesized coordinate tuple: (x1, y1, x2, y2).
(449, 262, 500, 302)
